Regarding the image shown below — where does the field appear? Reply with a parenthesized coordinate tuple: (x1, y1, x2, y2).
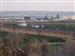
(0, 22, 75, 56)
(0, 30, 75, 56)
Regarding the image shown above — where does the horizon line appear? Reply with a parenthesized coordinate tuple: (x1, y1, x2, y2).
(0, 10, 75, 12)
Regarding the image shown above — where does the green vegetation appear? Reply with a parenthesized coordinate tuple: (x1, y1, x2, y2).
(0, 31, 65, 45)
(3, 22, 75, 31)
(0, 31, 8, 43)
(0, 31, 8, 56)
(0, 31, 8, 38)
(21, 34, 65, 44)
(44, 23, 75, 30)
(0, 31, 67, 56)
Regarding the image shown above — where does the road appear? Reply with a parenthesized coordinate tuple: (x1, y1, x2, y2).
(0, 27, 75, 39)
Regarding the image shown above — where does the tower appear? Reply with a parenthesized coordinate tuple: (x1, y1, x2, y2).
(44, 15, 48, 20)
(56, 14, 59, 19)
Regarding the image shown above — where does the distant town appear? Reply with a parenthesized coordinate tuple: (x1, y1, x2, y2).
(0, 13, 75, 28)
(0, 12, 75, 56)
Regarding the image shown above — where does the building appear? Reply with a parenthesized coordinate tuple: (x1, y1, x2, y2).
(44, 15, 48, 20)
(32, 24, 44, 28)
(64, 16, 75, 19)
(24, 16, 31, 20)
(18, 23, 27, 27)
(56, 14, 60, 19)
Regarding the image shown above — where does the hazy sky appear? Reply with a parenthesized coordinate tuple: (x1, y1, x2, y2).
(0, 1, 75, 11)
(1, 0, 75, 1)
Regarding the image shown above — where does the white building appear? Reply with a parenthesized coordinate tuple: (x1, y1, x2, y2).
(18, 23, 27, 27)
(64, 16, 75, 19)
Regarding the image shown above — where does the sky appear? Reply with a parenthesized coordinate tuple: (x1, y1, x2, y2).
(0, 1, 75, 11)
(1, 0, 75, 1)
